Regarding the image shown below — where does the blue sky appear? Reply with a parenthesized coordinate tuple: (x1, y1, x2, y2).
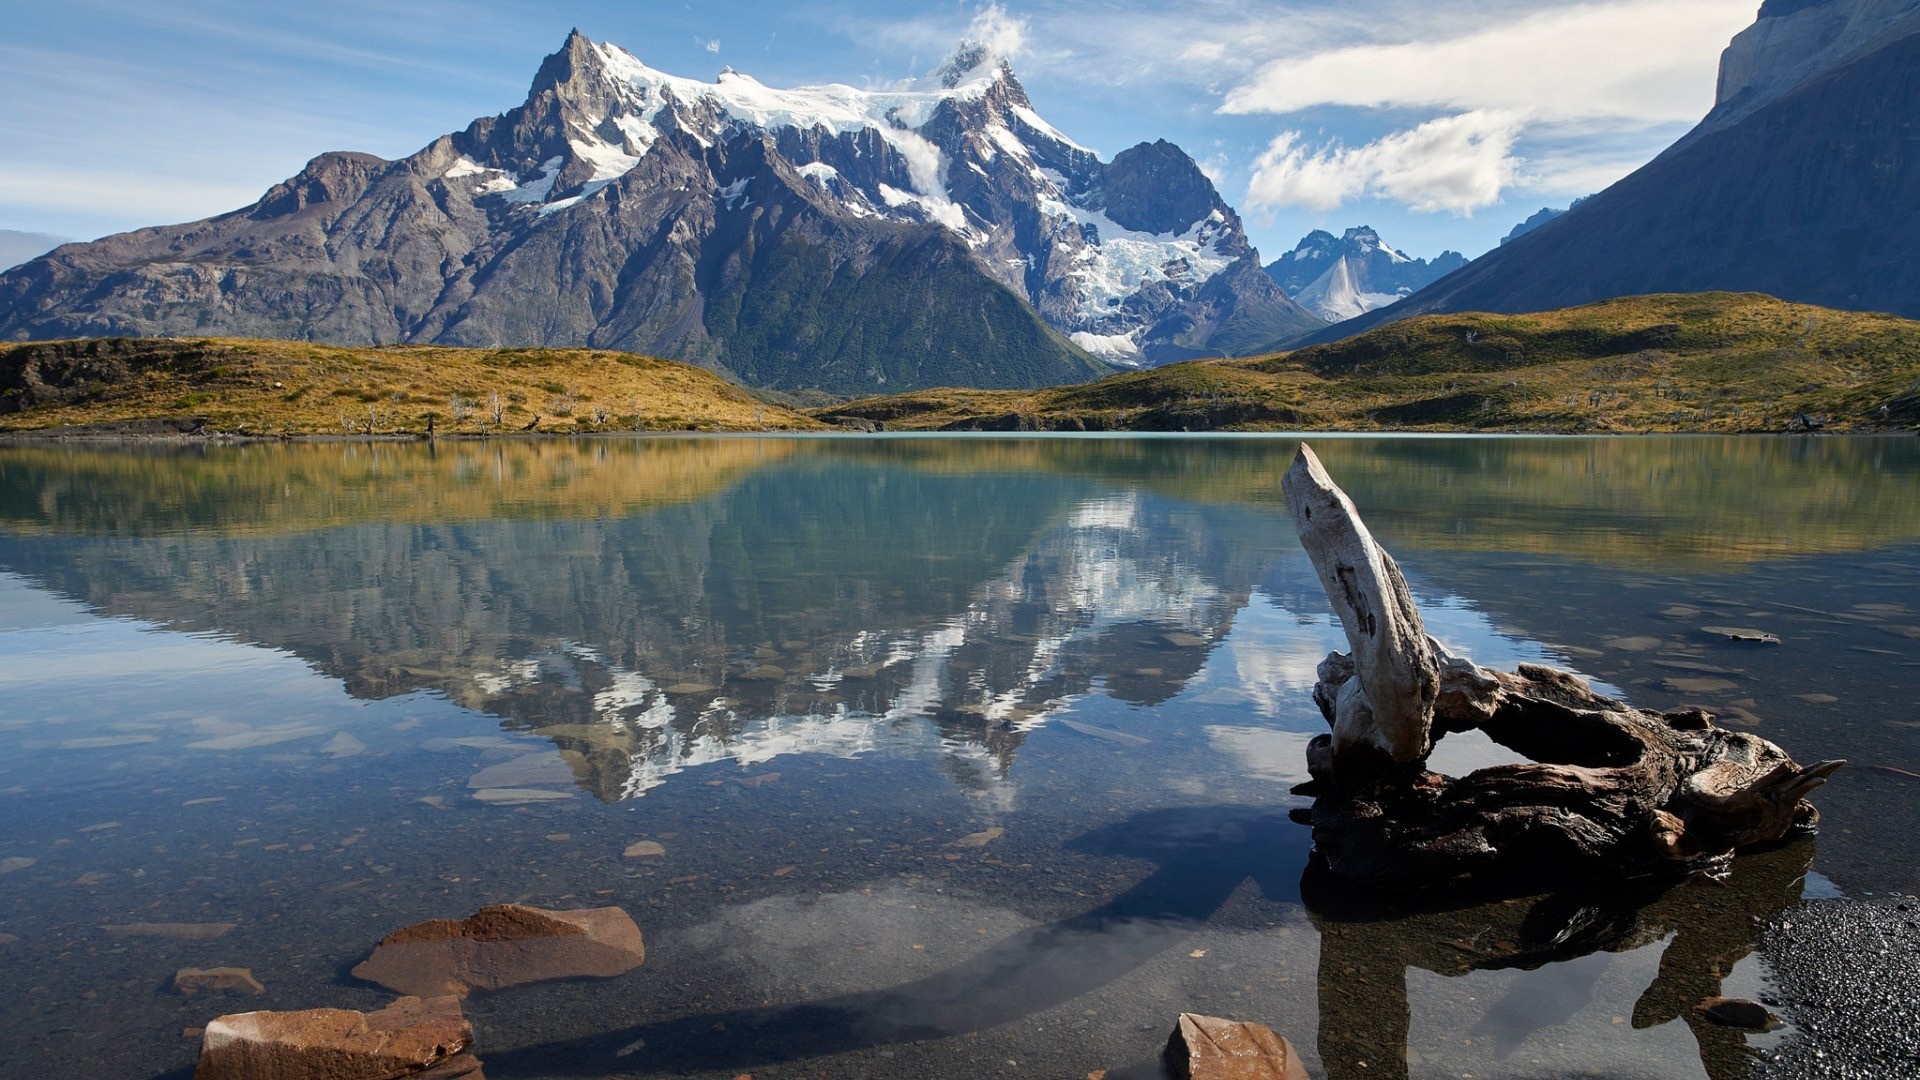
(0, 0, 1759, 263)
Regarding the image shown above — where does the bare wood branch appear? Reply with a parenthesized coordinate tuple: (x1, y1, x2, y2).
(1285, 442, 1843, 888)
(1283, 443, 1438, 772)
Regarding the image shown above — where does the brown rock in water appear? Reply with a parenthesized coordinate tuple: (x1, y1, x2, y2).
(352, 904, 644, 998)
(1163, 1013, 1311, 1080)
(193, 995, 473, 1080)
(174, 967, 266, 996)
(1698, 996, 1784, 1031)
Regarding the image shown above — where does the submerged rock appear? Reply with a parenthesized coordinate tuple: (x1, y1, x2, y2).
(1699, 996, 1783, 1031)
(174, 967, 266, 996)
(193, 995, 475, 1080)
(465, 752, 574, 790)
(469, 788, 573, 806)
(1162, 1013, 1311, 1080)
(1702, 626, 1782, 645)
(103, 921, 236, 940)
(0, 856, 35, 874)
(352, 904, 644, 998)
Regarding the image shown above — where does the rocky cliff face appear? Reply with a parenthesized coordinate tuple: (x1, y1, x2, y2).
(1289, 2, 1920, 345)
(1709, 0, 1920, 134)
(0, 32, 1320, 391)
(1263, 227, 1465, 323)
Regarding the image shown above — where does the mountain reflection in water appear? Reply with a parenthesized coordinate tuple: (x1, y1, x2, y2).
(0, 435, 1915, 1080)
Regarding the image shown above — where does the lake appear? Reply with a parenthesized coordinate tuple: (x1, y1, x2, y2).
(1, 434, 1916, 1080)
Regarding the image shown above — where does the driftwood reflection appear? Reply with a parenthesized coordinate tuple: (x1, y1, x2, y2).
(1306, 837, 1817, 1080)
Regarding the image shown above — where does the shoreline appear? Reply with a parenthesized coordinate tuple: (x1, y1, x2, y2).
(2, 420, 1915, 444)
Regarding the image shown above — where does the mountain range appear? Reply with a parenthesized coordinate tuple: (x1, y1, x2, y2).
(0, 33, 1321, 394)
(1302, 0, 1920, 345)
(1263, 226, 1466, 322)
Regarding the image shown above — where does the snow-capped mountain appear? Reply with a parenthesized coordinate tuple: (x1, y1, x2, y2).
(0, 32, 1321, 390)
(1262, 226, 1465, 322)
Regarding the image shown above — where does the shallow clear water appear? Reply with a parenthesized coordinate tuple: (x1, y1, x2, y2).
(0, 435, 1915, 1080)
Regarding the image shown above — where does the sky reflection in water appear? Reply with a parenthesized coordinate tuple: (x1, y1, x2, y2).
(0, 435, 1914, 1080)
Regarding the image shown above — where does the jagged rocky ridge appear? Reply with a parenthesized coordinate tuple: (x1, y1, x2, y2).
(1263, 227, 1465, 322)
(1290, 0, 1920, 346)
(0, 33, 1321, 392)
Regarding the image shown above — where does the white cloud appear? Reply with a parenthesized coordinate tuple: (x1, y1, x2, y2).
(965, 3, 1029, 60)
(1247, 110, 1524, 214)
(699, 37, 721, 55)
(1220, 0, 1755, 124)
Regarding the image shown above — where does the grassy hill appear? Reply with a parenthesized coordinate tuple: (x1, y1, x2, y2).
(0, 337, 830, 436)
(815, 294, 1920, 433)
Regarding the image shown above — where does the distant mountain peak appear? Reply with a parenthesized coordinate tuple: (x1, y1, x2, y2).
(1265, 226, 1464, 323)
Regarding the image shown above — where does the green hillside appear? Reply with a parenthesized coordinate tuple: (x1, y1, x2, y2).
(815, 293, 1920, 433)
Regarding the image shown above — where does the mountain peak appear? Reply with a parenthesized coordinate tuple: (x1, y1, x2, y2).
(933, 39, 1013, 90)
(1265, 225, 1462, 322)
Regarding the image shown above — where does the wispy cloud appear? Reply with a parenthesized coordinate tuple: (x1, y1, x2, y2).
(1247, 111, 1525, 214)
(699, 37, 722, 54)
(1221, 0, 1754, 124)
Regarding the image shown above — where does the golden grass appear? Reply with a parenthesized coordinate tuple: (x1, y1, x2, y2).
(0, 338, 830, 435)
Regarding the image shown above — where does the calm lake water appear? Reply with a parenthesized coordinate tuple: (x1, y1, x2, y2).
(0, 435, 1916, 1080)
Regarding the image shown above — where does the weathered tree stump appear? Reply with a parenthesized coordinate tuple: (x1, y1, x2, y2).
(1283, 444, 1842, 888)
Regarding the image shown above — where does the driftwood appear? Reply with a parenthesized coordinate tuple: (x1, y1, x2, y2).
(1283, 444, 1843, 888)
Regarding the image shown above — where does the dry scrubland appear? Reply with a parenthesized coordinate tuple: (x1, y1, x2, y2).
(5, 293, 1920, 436)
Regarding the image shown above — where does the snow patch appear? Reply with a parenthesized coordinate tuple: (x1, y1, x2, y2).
(1294, 256, 1402, 322)
(500, 157, 564, 204)
(716, 176, 753, 209)
(1069, 331, 1145, 364)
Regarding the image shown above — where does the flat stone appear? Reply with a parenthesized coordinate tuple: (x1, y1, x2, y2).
(466, 752, 574, 790)
(1701, 626, 1782, 645)
(188, 726, 326, 751)
(421, 737, 529, 753)
(175, 967, 266, 997)
(738, 665, 787, 681)
(59, 735, 159, 749)
(322, 733, 367, 759)
(1603, 636, 1664, 652)
(1162, 1013, 1310, 1080)
(0, 857, 34, 874)
(1798, 693, 1839, 704)
(193, 995, 471, 1080)
(0, 932, 19, 944)
(1663, 677, 1739, 694)
(624, 841, 666, 859)
(104, 922, 237, 941)
(351, 904, 644, 998)
(1162, 632, 1209, 649)
(470, 788, 573, 806)
(949, 827, 1005, 849)
(663, 683, 716, 695)
(1698, 996, 1782, 1031)
(1059, 719, 1151, 747)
